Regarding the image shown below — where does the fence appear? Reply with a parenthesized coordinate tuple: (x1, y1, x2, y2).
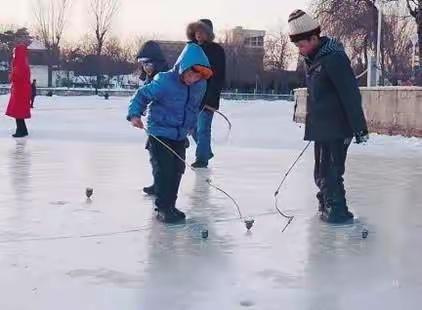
(0, 85, 294, 101)
(221, 92, 294, 101)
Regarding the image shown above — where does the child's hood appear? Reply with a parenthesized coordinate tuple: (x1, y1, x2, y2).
(172, 43, 210, 75)
(137, 41, 167, 63)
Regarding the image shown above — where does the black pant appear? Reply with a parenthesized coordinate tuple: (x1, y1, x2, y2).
(314, 140, 350, 207)
(146, 137, 190, 188)
(146, 137, 159, 187)
(15, 119, 28, 136)
(149, 136, 186, 211)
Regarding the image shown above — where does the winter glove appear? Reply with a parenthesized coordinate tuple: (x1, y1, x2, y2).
(355, 130, 369, 144)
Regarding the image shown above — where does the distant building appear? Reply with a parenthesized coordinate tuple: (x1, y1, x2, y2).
(224, 27, 266, 90)
(228, 26, 266, 48)
(28, 40, 50, 87)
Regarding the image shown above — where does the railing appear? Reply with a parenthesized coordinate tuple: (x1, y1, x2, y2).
(0, 85, 8, 95)
(0, 85, 294, 101)
(221, 92, 294, 101)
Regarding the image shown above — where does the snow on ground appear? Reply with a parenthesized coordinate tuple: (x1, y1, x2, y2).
(0, 95, 421, 309)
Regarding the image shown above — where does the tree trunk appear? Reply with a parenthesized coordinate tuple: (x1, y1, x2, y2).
(417, 6, 422, 85)
(419, 1, 422, 62)
(381, 29, 386, 85)
(48, 65, 53, 87)
(47, 49, 53, 87)
(95, 41, 103, 94)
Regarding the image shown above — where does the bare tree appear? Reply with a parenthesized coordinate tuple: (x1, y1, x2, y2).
(406, 0, 422, 83)
(0, 27, 32, 77)
(0, 27, 32, 50)
(104, 37, 137, 63)
(264, 26, 292, 70)
(0, 24, 17, 33)
(33, 0, 72, 86)
(383, 15, 414, 83)
(88, 0, 120, 91)
(312, 0, 415, 84)
(89, 0, 119, 56)
(312, 0, 379, 67)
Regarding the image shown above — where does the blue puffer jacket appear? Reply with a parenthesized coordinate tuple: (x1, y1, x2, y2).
(128, 43, 210, 141)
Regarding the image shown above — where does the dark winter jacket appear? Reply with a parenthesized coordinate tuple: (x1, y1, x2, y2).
(304, 37, 368, 141)
(128, 43, 210, 141)
(136, 41, 169, 84)
(200, 42, 226, 110)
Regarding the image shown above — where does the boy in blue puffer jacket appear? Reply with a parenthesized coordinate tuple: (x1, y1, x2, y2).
(128, 43, 212, 223)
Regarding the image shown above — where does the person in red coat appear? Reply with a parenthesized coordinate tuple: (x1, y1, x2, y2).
(6, 44, 31, 138)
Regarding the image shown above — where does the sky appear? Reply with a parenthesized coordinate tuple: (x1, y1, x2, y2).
(0, 0, 310, 41)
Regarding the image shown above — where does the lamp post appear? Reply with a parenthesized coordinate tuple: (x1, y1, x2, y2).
(367, 50, 374, 87)
(375, 0, 384, 86)
(411, 33, 418, 80)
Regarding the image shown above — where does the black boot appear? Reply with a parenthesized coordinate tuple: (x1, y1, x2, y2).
(143, 185, 156, 196)
(320, 209, 354, 224)
(317, 192, 325, 213)
(13, 119, 28, 138)
(320, 199, 354, 224)
(191, 160, 208, 168)
(156, 208, 186, 223)
(171, 207, 186, 220)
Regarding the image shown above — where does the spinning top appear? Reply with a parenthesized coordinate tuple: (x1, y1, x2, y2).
(244, 218, 255, 231)
(86, 187, 94, 199)
(362, 229, 369, 239)
(201, 230, 209, 239)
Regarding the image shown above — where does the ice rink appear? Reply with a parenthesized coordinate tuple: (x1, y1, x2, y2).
(0, 95, 421, 309)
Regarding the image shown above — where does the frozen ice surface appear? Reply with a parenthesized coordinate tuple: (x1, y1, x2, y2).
(0, 95, 421, 310)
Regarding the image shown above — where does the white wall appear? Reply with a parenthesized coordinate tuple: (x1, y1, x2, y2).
(294, 87, 422, 137)
(30, 65, 48, 87)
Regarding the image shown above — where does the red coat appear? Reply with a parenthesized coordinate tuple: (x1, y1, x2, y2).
(6, 45, 31, 120)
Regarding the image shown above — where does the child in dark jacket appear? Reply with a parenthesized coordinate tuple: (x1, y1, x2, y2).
(137, 41, 169, 85)
(288, 10, 368, 224)
(136, 41, 169, 196)
(128, 43, 212, 223)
